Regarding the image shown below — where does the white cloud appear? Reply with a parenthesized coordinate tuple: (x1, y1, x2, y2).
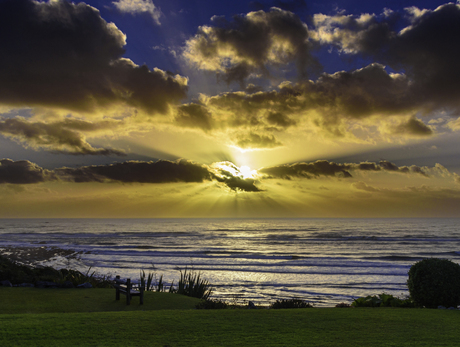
(112, 0, 161, 25)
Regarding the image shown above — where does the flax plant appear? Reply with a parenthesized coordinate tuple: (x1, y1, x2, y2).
(175, 268, 212, 300)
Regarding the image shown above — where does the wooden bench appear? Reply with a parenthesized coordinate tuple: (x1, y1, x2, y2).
(113, 275, 144, 305)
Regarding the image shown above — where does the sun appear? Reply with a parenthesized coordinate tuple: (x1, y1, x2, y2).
(239, 165, 257, 179)
(211, 162, 259, 180)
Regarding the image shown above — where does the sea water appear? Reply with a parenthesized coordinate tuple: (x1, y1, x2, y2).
(1, 218, 459, 307)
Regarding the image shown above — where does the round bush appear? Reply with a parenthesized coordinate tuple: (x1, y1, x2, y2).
(407, 258, 460, 308)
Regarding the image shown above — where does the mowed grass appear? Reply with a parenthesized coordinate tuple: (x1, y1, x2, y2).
(0, 287, 200, 314)
(2, 288, 460, 346)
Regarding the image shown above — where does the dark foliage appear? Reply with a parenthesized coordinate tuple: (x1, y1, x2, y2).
(351, 293, 415, 308)
(407, 258, 460, 308)
(0, 255, 36, 283)
(270, 298, 313, 309)
(0, 255, 111, 288)
(172, 269, 213, 300)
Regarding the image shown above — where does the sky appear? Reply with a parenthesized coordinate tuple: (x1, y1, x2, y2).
(1, 0, 460, 218)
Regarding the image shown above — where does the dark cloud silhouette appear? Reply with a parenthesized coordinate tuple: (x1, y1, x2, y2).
(378, 160, 399, 171)
(0, 0, 187, 113)
(216, 176, 261, 192)
(211, 162, 262, 192)
(259, 160, 353, 179)
(0, 157, 437, 195)
(58, 159, 265, 192)
(56, 159, 262, 192)
(56, 159, 213, 183)
(0, 158, 262, 192)
(183, 7, 320, 84)
(259, 160, 428, 179)
(0, 159, 55, 184)
(393, 117, 433, 136)
(0, 118, 125, 156)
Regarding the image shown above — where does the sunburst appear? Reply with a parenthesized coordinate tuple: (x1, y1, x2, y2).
(212, 162, 259, 179)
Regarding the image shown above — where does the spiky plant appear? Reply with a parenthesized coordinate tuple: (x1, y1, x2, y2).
(175, 268, 212, 300)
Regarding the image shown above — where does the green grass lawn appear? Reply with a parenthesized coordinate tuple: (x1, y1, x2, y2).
(0, 287, 200, 314)
(1, 288, 460, 346)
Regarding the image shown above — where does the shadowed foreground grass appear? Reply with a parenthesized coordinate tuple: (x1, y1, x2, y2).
(1, 288, 460, 346)
(0, 287, 200, 313)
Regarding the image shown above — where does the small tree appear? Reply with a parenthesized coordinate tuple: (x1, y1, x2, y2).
(407, 258, 460, 308)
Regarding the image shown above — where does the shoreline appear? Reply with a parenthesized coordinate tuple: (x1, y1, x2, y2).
(0, 246, 84, 268)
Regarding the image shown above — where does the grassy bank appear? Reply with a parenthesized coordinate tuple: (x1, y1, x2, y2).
(1, 288, 460, 346)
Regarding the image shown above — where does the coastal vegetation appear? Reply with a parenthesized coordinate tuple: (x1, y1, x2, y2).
(270, 298, 313, 309)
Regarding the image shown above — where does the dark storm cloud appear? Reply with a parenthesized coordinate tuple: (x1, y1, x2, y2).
(0, 0, 187, 113)
(313, 3, 460, 112)
(183, 7, 320, 84)
(182, 2, 460, 145)
(259, 160, 353, 179)
(0, 157, 262, 192)
(200, 63, 418, 139)
(393, 117, 433, 136)
(0, 159, 55, 184)
(211, 162, 262, 192)
(215, 176, 261, 192)
(57, 159, 263, 192)
(259, 160, 428, 179)
(0, 157, 433, 193)
(56, 159, 213, 183)
(312, 63, 414, 119)
(175, 104, 214, 131)
(0, 118, 125, 156)
(266, 112, 297, 128)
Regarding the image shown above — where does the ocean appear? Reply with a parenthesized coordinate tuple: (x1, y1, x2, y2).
(1, 218, 459, 307)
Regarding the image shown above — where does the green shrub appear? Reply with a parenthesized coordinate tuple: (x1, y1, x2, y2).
(195, 298, 229, 309)
(407, 258, 460, 308)
(270, 298, 313, 309)
(0, 255, 35, 283)
(351, 293, 414, 308)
